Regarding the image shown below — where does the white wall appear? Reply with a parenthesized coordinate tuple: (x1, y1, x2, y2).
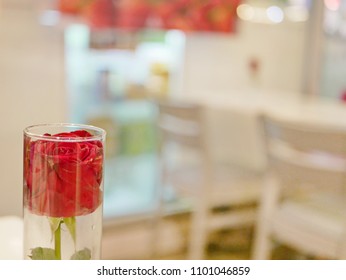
(182, 19, 307, 95)
(0, 2, 67, 216)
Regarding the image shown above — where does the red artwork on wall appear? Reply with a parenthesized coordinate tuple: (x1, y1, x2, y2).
(57, 0, 241, 33)
(152, 0, 241, 33)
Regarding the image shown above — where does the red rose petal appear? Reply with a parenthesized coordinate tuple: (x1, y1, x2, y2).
(24, 130, 104, 217)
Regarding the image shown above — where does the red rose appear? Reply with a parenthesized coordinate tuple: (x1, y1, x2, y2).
(24, 130, 104, 217)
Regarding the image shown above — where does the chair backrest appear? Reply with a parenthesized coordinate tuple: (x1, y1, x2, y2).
(155, 99, 212, 198)
(156, 100, 205, 149)
(262, 114, 346, 191)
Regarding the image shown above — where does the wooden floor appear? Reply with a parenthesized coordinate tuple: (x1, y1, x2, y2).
(101, 212, 301, 260)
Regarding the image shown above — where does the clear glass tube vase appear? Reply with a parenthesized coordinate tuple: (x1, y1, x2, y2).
(23, 124, 106, 260)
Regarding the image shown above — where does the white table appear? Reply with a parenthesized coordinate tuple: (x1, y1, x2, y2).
(0, 216, 23, 259)
(182, 89, 346, 172)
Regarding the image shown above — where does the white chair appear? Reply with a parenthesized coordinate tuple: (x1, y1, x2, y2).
(252, 114, 346, 260)
(154, 99, 261, 259)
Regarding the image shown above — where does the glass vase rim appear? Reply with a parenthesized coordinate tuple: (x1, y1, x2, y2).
(23, 123, 106, 142)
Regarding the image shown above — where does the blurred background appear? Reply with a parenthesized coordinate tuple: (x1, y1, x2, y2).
(2, 0, 346, 260)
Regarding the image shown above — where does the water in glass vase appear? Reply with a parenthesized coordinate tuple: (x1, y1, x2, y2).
(23, 206, 102, 260)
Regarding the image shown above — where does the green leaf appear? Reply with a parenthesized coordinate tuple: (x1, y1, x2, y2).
(49, 217, 63, 233)
(70, 248, 91, 260)
(48, 217, 76, 244)
(29, 247, 57, 260)
(63, 217, 76, 244)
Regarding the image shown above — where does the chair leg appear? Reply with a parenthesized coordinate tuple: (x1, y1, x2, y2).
(151, 182, 167, 259)
(187, 154, 213, 260)
(187, 199, 209, 260)
(251, 218, 272, 260)
(251, 174, 280, 260)
(150, 157, 166, 259)
(337, 212, 346, 259)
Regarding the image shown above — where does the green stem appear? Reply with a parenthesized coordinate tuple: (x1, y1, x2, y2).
(54, 221, 62, 260)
